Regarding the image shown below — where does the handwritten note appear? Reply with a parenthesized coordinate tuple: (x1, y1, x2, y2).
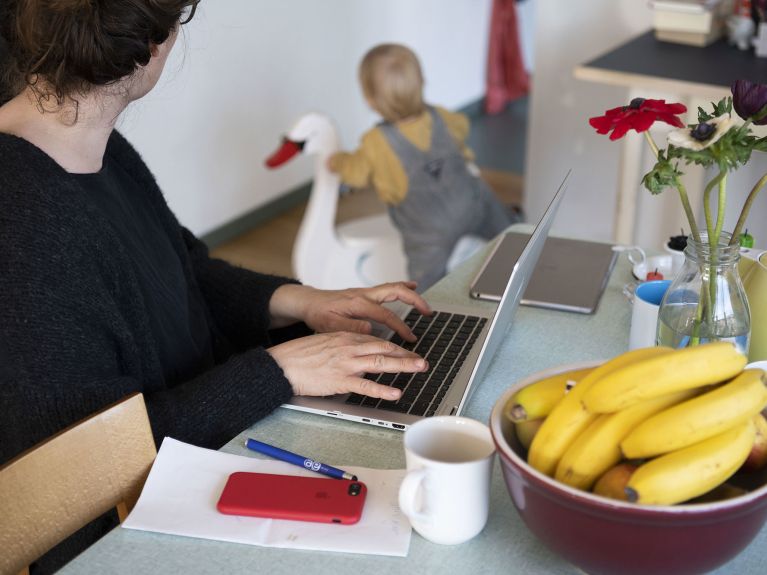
(123, 437, 411, 556)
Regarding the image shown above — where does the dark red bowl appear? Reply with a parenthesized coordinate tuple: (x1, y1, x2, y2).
(490, 363, 767, 575)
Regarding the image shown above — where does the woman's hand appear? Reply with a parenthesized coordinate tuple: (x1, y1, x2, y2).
(269, 282, 432, 342)
(267, 332, 428, 399)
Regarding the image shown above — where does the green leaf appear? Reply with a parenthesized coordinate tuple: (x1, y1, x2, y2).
(643, 153, 682, 195)
(753, 136, 767, 153)
(697, 97, 732, 123)
(668, 144, 715, 167)
(697, 106, 713, 123)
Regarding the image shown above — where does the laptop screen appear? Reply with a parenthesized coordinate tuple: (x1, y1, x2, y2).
(459, 170, 570, 396)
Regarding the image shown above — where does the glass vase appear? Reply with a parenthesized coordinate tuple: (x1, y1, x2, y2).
(656, 232, 751, 354)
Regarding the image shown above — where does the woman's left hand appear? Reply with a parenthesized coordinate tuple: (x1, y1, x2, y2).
(269, 282, 432, 342)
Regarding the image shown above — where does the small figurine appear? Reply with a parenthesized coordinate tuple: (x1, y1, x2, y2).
(739, 229, 755, 248)
(753, 0, 767, 56)
(667, 231, 688, 252)
(728, 0, 756, 51)
(646, 268, 665, 281)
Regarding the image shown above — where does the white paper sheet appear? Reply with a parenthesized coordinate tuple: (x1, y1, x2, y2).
(122, 437, 411, 557)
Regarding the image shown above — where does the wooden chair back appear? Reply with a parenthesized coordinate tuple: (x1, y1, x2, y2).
(0, 393, 156, 575)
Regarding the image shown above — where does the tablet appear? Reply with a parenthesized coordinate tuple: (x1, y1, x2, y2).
(469, 232, 617, 314)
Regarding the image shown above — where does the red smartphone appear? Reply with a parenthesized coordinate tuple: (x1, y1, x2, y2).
(216, 472, 367, 525)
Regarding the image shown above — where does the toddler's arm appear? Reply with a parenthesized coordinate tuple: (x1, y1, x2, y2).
(327, 149, 372, 189)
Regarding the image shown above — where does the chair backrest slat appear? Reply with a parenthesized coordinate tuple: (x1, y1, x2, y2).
(0, 393, 156, 574)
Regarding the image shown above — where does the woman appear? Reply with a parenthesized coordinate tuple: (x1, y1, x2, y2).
(0, 2, 429, 570)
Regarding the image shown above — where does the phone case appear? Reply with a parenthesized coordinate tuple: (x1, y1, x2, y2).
(216, 472, 367, 525)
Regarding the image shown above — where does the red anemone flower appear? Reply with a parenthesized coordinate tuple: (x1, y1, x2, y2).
(589, 98, 687, 141)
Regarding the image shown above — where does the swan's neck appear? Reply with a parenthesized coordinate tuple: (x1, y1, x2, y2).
(294, 151, 341, 254)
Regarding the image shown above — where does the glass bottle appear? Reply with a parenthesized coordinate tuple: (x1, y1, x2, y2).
(656, 232, 751, 354)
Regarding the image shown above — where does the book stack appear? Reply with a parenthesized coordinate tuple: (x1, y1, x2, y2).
(650, 0, 734, 46)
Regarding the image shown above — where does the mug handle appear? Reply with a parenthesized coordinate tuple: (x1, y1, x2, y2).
(398, 469, 430, 525)
(612, 245, 646, 266)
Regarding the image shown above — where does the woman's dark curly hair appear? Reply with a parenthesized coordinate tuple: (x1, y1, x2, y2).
(0, 0, 199, 107)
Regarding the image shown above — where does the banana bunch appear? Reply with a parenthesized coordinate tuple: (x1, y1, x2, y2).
(509, 342, 767, 505)
(506, 366, 594, 422)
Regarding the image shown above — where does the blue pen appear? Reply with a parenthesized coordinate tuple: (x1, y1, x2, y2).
(245, 438, 358, 481)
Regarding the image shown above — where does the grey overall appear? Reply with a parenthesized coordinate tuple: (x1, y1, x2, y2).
(379, 107, 513, 291)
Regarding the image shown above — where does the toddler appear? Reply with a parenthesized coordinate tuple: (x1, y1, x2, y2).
(328, 43, 519, 291)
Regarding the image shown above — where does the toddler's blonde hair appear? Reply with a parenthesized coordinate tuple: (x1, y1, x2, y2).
(359, 43, 425, 122)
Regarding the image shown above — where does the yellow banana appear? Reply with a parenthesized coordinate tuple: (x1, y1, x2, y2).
(515, 419, 544, 451)
(555, 388, 696, 490)
(527, 346, 673, 476)
(592, 463, 637, 501)
(506, 367, 594, 422)
(582, 342, 747, 413)
(742, 412, 767, 471)
(625, 420, 755, 505)
(621, 369, 767, 459)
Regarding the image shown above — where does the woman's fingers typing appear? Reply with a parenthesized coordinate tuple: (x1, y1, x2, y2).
(267, 332, 427, 399)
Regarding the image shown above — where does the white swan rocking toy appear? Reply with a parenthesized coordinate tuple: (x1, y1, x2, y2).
(265, 113, 408, 289)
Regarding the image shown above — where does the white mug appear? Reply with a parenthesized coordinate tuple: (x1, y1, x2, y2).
(664, 243, 686, 276)
(629, 280, 671, 350)
(398, 416, 495, 545)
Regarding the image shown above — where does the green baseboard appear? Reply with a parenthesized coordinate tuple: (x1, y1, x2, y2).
(201, 97, 485, 248)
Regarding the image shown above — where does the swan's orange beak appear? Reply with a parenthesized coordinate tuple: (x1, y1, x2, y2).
(265, 137, 304, 168)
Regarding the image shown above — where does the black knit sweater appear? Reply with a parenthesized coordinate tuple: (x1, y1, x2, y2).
(0, 130, 298, 466)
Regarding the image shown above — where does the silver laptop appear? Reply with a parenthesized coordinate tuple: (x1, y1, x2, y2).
(469, 233, 617, 314)
(282, 170, 571, 430)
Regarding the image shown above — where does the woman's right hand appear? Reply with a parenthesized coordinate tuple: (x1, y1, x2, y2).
(267, 332, 428, 399)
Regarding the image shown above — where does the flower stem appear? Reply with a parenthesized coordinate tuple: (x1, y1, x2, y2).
(643, 131, 701, 242)
(729, 171, 767, 245)
(673, 176, 702, 243)
(714, 172, 727, 247)
(706, 172, 727, 326)
(643, 131, 660, 157)
(703, 168, 726, 247)
(703, 174, 718, 245)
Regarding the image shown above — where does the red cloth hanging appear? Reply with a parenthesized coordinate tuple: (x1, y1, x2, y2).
(485, 0, 530, 115)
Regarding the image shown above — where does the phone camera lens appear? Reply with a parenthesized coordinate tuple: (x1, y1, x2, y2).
(348, 482, 361, 496)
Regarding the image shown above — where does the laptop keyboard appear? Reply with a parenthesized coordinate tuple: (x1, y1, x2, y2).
(345, 310, 487, 417)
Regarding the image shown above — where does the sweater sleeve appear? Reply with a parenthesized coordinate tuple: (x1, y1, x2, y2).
(181, 228, 303, 350)
(104, 131, 304, 351)
(0, 249, 295, 462)
(329, 147, 373, 189)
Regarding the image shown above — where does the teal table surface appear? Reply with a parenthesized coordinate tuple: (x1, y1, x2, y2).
(59, 237, 767, 575)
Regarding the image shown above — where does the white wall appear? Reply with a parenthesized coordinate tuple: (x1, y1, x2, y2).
(524, 0, 654, 243)
(525, 0, 767, 250)
(118, 0, 494, 237)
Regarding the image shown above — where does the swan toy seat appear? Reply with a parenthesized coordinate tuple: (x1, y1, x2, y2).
(265, 113, 408, 289)
(265, 113, 489, 290)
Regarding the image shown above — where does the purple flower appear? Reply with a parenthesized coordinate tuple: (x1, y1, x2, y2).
(732, 80, 767, 124)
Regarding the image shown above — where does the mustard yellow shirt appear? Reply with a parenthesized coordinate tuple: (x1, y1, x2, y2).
(329, 106, 474, 205)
